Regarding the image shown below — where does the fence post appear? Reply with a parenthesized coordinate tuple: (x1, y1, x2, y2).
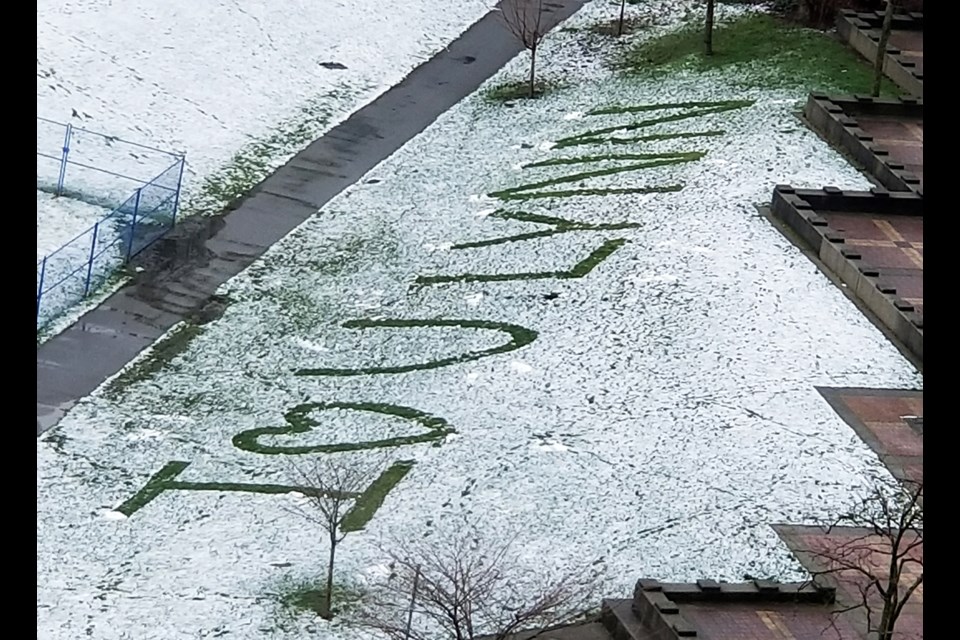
(84, 223, 99, 296)
(126, 189, 142, 261)
(172, 156, 186, 228)
(37, 256, 48, 323)
(57, 123, 72, 196)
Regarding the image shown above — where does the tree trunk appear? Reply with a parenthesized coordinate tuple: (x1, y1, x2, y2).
(324, 537, 336, 619)
(704, 0, 715, 56)
(617, 0, 626, 37)
(877, 582, 899, 640)
(878, 600, 895, 640)
(872, 0, 896, 96)
(877, 548, 899, 640)
(528, 43, 537, 98)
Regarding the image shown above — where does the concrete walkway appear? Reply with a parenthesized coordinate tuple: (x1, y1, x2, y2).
(36, 0, 589, 435)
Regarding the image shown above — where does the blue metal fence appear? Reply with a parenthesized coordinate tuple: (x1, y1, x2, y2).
(36, 118, 186, 329)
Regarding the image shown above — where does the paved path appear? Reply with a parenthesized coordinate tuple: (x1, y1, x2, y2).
(856, 113, 923, 191)
(889, 28, 923, 80)
(819, 208, 923, 319)
(818, 387, 923, 486)
(36, 0, 589, 435)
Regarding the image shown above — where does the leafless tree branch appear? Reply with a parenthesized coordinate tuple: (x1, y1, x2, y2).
(801, 481, 922, 640)
(358, 526, 597, 639)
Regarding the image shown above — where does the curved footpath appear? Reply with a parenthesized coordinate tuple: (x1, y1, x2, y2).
(36, 0, 589, 435)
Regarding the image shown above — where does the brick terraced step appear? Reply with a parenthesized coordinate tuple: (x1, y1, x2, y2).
(770, 186, 923, 364)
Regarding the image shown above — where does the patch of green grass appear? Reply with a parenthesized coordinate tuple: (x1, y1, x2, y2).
(241, 225, 400, 333)
(255, 285, 337, 334)
(620, 13, 899, 95)
(102, 322, 204, 400)
(484, 78, 565, 102)
(272, 577, 367, 622)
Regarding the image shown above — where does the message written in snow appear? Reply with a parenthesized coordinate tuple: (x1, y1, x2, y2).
(117, 100, 754, 525)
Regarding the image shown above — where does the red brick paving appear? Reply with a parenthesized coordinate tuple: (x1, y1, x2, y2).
(818, 388, 923, 485)
(838, 392, 923, 423)
(681, 602, 860, 640)
(876, 272, 923, 314)
(818, 212, 923, 241)
(776, 527, 923, 640)
(774, 389, 924, 640)
(855, 115, 924, 189)
(888, 30, 923, 77)
(816, 212, 923, 319)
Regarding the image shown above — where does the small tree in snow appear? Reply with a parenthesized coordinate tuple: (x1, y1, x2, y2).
(872, 0, 897, 96)
(361, 528, 596, 639)
(501, 0, 550, 98)
(616, 0, 628, 37)
(704, 0, 716, 56)
(287, 456, 386, 619)
(805, 480, 923, 640)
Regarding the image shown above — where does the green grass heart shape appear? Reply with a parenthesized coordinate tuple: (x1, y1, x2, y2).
(232, 402, 456, 455)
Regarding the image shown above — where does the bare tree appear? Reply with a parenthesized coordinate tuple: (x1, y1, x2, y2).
(872, 0, 897, 97)
(287, 456, 387, 619)
(360, 528, 596, 639)
(704, 0, 715, 56)
(500, 0, 549, 98)
(616, 0, 628, 37)
(804, 480, 923, 640)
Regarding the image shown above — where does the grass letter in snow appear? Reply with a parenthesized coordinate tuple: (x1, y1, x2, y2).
(115, 459, 414, 532)
(451, 209, 639, 250)
(293, 318, 538, 377)
(554, 99, 753, 148)
(416, 238, 629, 286)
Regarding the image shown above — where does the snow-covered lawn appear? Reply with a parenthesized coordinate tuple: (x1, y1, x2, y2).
(37, 191, 112, 260)
(37, 0, 495, 220)
(36, 192, 133, 329)
(37, 0, 492, 333)
(38, 2, 921, 639)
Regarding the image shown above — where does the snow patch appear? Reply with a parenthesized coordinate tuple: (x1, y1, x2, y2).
(294, 338, 329, 353)
(510, 360, 534, 374)
(533, 441, 571, 453)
